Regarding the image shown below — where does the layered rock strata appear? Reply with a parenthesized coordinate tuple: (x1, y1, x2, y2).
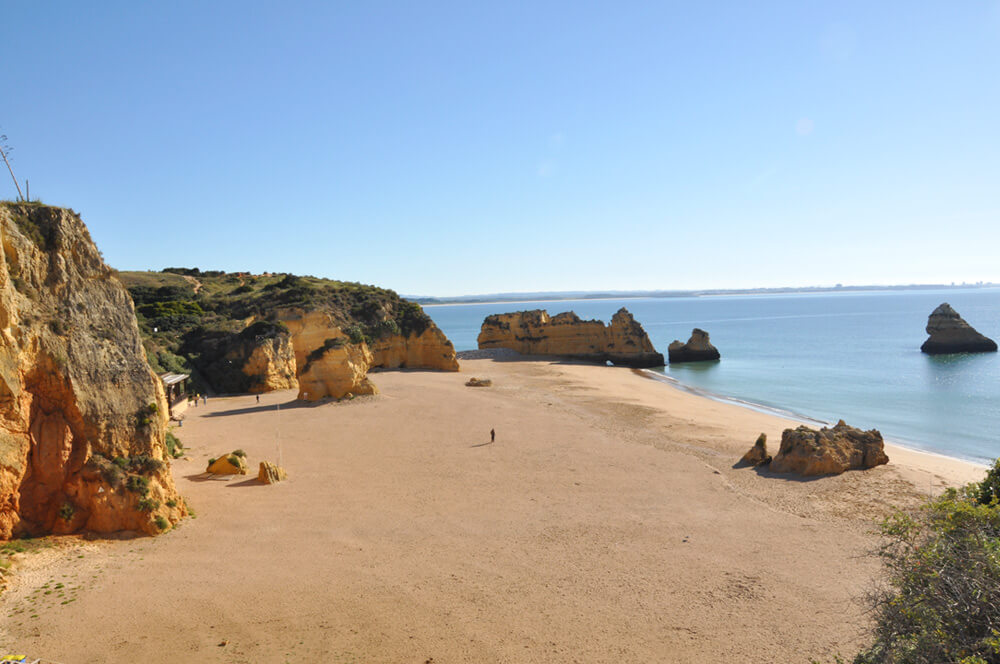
(668, 329, 720, 363)
(477, 308, 664, 367)
(0, 204, 185, 538)
(920, 303, 997, 355)
(280, 309, 459, 401)
(770, 420, 889, 477)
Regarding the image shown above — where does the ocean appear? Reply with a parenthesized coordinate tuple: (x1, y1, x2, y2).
(427, 288, 1000, 464)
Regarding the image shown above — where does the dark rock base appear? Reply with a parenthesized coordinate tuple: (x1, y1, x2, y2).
(668, 349, 721, 363)
(921, 339, 998, 355)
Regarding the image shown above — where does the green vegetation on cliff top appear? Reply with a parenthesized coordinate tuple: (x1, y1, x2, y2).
(117, 268, 433, 388)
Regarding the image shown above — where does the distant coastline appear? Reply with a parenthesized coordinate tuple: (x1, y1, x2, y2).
(413, 283, 999, 306)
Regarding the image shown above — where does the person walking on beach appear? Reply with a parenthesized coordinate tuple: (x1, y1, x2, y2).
(490, 428, 495, 443)
(256, 394, 260, 403)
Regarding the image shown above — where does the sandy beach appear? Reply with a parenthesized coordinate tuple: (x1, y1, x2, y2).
(0, 358, 986, 663)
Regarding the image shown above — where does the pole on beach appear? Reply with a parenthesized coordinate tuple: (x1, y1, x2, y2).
(276, 402, 282, 469)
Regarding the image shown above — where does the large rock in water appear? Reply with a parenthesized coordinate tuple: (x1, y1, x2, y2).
(770, 420, 889, 476)
(668, 328, 720, 363)
(476, 307, 664, 367)
(920, 303, 997, 355)
(0, 203, 185, 538)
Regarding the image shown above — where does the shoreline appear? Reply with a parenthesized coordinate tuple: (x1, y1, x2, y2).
(637, 367, 991, 471)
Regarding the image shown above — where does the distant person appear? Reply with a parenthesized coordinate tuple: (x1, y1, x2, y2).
(490, 428, 495, 443)
(203, 394, 207, 406)
(256, 394, 260, 404)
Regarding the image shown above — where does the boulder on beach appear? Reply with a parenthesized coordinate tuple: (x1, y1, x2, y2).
(465, 377, 493, 387)
(668, 329, 720, 363)
(740, 433, 771, 467)
(770, 420, 888, 477)
(258, 461, 287, 484)
(920, 303, 997, 355)
(207, 452, 248, 475)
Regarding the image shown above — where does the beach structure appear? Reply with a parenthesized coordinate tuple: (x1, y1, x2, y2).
(159, 372, 191, 418)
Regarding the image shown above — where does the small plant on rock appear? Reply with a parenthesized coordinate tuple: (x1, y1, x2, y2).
(125, 475, 149, 496)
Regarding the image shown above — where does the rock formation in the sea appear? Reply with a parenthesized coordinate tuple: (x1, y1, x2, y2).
(476, 308, 665, 368)
(920, 303, 997, 355)
(258, 461, 287, 484)
(0, 203, 186, 539)
(740, 433, 771, 467)
(769, 420, 889, 476)
(181, 321, 297, 394)
(281, 308, 459, 401)
(668, 329, 720, 363)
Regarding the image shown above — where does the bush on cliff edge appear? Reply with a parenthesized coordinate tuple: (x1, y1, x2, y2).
(852, 459, 1000, 664)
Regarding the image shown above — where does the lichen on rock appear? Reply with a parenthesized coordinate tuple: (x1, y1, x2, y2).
(0, 203, 185, 539)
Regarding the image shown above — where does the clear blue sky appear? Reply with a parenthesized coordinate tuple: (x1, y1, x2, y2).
(3, 2, 998, 295)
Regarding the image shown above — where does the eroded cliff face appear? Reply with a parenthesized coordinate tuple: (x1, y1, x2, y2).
(0, 204, 185, 539)
(279, 309, 459, 400)
(181, 321, 297, 394)
(477, 307, 665, 367)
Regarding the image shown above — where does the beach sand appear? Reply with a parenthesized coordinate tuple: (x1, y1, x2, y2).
(0, 358, 986, 662)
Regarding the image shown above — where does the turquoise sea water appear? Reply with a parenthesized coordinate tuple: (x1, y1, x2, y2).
(427, 288, 1000, 464)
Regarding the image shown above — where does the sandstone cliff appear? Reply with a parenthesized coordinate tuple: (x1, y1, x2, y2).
(477, 308, 664, 367)
(180, 321, 297, 394)
(281, 308, 459, 401)
(119, 271, 460, 399)
(668, 328, 720, 363)
(0, 204, 185, 539)
(920, 303, 997, 355)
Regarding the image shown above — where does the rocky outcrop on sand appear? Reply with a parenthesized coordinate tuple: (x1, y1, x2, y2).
(476, 308, 664, 368)
(770, 420, 889, 476)
(920, 303, 997, 355)
(740, 433, 771, 467)
(668, 329, 720, 363)
(0, 203, 185, 539)
(181, 321, 297, 394)
(465, 377, 492, 387)
(281, 309, 459, 401)
(258, 461, 287, 484)
(207, 451, 248, 475)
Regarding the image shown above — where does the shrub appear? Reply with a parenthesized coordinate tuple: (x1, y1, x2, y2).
(207, 457, 217, 466)
(226, 454, 242, 468)
(154, 515, 169, 530)
(125, 475, 150, 496)
(853, 466, 1000, 664)
(165, 432, 184, 458)
(232, 449, 247, 458)
(137, 497, 159, 512)
(165, 499, 177, 508)
(147, 402, 158, 414)
(58, 502, 75, 521)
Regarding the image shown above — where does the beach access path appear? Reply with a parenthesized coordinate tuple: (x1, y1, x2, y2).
(0, 358, 984, 662)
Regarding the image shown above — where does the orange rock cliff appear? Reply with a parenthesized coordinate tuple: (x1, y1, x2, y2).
(477, 308, 665, 368)
(280, 309, 459, 400)
(0, 204, 185, 539)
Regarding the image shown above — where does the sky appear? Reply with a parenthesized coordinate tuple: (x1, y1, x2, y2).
(2, 1, 999, 296)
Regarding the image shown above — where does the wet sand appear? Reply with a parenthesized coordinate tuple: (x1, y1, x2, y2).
(0, 358, 985, 662)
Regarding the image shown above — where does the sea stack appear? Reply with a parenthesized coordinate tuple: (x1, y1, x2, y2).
(477, 307, 665, 368)
(920, 303, 997, 355)
(668, 328, 720, 363)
